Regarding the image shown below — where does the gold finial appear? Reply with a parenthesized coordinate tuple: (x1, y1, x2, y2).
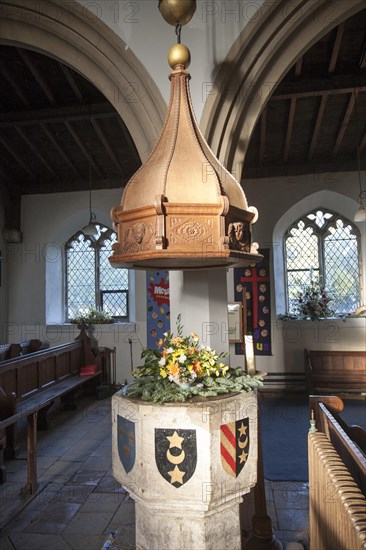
(159, 0, 196, 26)
(168, 44, 191, 69)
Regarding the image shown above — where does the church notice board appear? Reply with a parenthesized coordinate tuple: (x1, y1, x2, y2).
(146, 271, 171, 349)
(234, 248, 272, 356)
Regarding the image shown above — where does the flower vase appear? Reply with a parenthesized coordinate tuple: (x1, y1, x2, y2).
(171, 376, 193, 389)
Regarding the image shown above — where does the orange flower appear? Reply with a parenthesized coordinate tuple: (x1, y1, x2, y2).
(192, 360, 201, 374)
(188, 347, 196, 355)
(168, 363, 180, 377)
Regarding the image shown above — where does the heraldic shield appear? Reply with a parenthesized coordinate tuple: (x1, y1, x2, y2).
(220, 418, 250, 478)
(117, 415, 135, 474)
(155, 429, 197, 488)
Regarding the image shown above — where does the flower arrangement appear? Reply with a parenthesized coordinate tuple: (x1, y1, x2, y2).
(126, 315, 264, 404)
(294, 280, 334, 321)
(70, 306, 114, 327)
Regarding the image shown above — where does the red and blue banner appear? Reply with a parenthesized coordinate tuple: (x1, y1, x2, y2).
(146, 271, 170, 349)
(234, 248, 272, 356)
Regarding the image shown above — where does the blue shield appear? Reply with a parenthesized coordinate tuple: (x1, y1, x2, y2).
(117, 415, 136, 474)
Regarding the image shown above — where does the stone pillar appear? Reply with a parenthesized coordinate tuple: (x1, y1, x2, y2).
(112, 391, 258, 550)
(169, 269, 229, 356)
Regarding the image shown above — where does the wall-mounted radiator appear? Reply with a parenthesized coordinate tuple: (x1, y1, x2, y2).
(308, 432, 366, 549)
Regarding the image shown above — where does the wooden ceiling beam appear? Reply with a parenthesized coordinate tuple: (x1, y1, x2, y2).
(333, 91, 358, 157)
(0, 135, 35, 178)
(15, 126, 58, 177)
(308, 95, 328, 160)
(115, 118, 141, 165)
(295, 57, 303, 78)
(359, 39, 366, 70)
(63, 121, 103, 177)
(284, 98, 296, 162)
(0, 102, 116, 127)
(0, 60, 31, 107)
(17, 49, 57, 106)
(328, 23, 345, 74)
(59, 63, 84, 102)
(40, 124, 82, 178)
(272, 74, 366, 100)
(91, 118, 123, 172)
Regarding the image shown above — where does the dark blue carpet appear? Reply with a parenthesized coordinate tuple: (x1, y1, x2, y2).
(260, 397, 365, 481)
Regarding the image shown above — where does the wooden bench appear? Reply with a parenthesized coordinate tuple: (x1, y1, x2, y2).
(305, 349, 366, 394)
(308, 395, 366, 549)
(0, 328, 104, 491)
(0, 339, 44, 362)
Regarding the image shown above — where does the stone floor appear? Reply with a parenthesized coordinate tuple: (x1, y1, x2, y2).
(0, 396, 310, 550)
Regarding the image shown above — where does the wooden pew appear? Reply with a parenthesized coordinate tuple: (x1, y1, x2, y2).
(305, 349, 366, 394)
(0, 339, 44, 362)
(308, 396, 366, 549)
(0, 328, 105, 490)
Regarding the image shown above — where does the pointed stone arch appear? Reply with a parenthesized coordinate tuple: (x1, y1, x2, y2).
(201, 0, 365, 175)
(0, 0, 166, 161)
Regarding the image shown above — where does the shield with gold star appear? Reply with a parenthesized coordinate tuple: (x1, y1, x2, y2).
(220, 418, 250, 478)
(155, 428, 197, 488)
(117, 415, 136, 474)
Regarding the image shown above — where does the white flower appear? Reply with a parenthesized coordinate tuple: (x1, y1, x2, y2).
(158, 357, 166, 366)
(167, 347, 174, 354)
(178, 354, 187, 363)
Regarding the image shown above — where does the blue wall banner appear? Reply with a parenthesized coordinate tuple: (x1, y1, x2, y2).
(146, 271, 170, 349)
(234, 249, 272, 356)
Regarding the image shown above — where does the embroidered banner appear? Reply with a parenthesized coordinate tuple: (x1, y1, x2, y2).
(146, 271, 170, 349)
(234, 248, 272, 356)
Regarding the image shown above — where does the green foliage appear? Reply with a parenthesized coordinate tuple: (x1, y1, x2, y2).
(70, 306, 114, 326)
(126, 367, 264, 404)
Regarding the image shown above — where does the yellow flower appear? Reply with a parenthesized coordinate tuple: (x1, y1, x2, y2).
(160, 368, 167, 378)
(191, 332, 199, 342)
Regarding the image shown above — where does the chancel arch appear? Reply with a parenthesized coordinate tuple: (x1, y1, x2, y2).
(201, 0, 365, 174)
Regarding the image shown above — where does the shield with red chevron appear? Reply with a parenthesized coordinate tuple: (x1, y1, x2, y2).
(220, 418, 250, 478)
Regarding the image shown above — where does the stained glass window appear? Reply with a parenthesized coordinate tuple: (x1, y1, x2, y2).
(65, 224, 128, 321)
(284, 209, 361, 314)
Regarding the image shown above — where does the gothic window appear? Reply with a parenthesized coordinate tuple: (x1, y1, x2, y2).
(284, 209, 361, 314)
(65, 224, 128, 321)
